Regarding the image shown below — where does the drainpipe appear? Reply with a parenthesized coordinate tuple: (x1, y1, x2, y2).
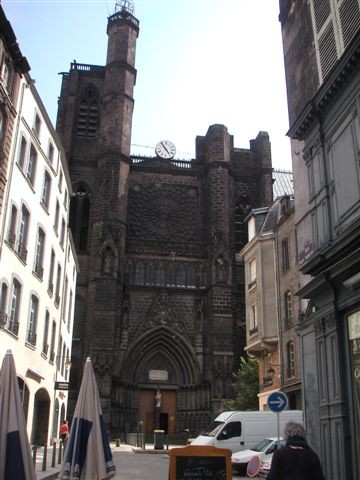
(274, 228, 284, 387)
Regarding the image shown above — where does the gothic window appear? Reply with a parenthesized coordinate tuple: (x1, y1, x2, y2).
(102, 246, 114, 275)
(167, 263, 175, 287)
(176, 264, 186, 287)
(146, 262, 155, 285)
(70, 184, 91, 252)
(135, 262, 144, 285)
(186, 264, 196, 288)
(76, 84, 99, 138)
(155, 262, 165, 286)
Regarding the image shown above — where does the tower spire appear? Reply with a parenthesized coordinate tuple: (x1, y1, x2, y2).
(115, 0, 134, 14)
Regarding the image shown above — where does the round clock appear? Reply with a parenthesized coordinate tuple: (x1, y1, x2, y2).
(155, 140, 176, 159)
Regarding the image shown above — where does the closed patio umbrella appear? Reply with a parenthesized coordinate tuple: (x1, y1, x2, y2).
(0, 349, 36, 480)
(59, 357, 116, 479)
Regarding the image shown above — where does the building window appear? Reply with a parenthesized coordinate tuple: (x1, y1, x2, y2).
(310, 0, 360, 82)
(7, 204, 18, 248)
(9, 279, 21, 335)
(26, 144, 37, 185)
(54, 200, 60, 235)
(49, 320, 56, 363)
(60, 218, 65, 248)
(27, 295, 38, 346)
(248, 259, 257, 289)
(1, 60, 12, 93)
(0, 282, 9, 328)
(55, 264, 61, 307)
(282, 238, 290, 271)
(42, 311, 50, 355)
(41, 171, 51, 209)
(62, 276, 68, 321)
(17, 205, 30, 262)
(34, 228, 45, 280)
(249, 304, 258, 336)
(33, 112, 41, 137)
(287, 341, 295, 378)
(0, 108, 5, 146)
(67, 290, 73, 331)
(58, 170, 63, 192)
(17, 136, 27, 169)
(47, 141, 54, 164)
(48, 250, 55, 296)
(17, 378, 29, 424)
(285, 290, 293, 326)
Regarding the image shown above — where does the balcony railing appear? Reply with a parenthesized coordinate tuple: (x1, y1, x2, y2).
(49, 351, 55, 363)
(7, 231, 16, 249)
(34, 262, 44, 280)
(8, 319, 19, 336)
(42, 343, 49, 356)
(0, 311, 7, 328)
(48, 281, 53, 297)
(16, 240, 28, 262)
(27, 330, 37, 346)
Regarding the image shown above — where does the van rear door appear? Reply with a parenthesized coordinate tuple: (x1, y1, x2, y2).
(216, 421, 244, 452)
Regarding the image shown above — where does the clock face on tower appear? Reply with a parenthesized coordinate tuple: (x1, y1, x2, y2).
(155, 140, 176, 159)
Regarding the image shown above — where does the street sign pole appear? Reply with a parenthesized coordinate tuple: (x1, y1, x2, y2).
(267, 391, 289, 448)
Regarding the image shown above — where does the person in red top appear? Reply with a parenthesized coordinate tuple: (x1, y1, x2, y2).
(59, 420, 69, 444)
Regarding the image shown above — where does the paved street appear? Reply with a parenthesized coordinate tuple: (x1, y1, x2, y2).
(112, 448, 248, 480)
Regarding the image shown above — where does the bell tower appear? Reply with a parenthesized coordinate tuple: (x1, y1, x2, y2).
(56, 0, 139, 424)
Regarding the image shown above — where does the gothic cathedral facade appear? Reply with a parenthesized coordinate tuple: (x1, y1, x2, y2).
(56, 7, 273, 436)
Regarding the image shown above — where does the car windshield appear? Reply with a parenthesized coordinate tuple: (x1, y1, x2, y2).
(252, 438, 274, 452)
(201, 421, 224, 437)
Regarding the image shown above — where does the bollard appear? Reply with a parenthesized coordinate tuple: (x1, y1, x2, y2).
(58, 441, 62, 464)
(42, 444, 47, 471)
(32, 445, 37, 467)
(52, 443, 56, 468)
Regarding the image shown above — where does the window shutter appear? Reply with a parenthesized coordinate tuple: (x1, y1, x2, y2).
(313, 0, 331, 33)
(339, 0, 360, 48)
(318, 21, 338, 79)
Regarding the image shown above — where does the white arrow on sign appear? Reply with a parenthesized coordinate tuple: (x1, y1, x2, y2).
(270, 396, 286, 408)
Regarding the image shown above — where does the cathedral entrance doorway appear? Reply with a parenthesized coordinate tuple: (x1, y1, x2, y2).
(138, 389, 176, 434)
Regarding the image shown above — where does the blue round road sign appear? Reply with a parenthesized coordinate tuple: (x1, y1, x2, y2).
(267, 391, 288, 413)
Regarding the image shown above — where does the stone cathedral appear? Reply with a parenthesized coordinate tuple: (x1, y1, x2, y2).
(56, 4, 273, 436)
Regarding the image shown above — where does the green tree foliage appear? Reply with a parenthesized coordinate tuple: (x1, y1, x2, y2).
(225, 354, 259, 411)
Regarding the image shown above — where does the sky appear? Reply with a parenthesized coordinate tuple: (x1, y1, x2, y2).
(2, 0, 292, 170)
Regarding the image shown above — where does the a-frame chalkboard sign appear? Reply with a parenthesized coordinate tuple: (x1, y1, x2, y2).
(168, 445, 232, 480)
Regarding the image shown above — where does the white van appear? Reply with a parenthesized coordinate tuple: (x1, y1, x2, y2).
(190, 410, 303, 453)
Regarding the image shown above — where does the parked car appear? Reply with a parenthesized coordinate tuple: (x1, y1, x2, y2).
(257, 439, 286, 478)
(231, 437, 285, 475)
